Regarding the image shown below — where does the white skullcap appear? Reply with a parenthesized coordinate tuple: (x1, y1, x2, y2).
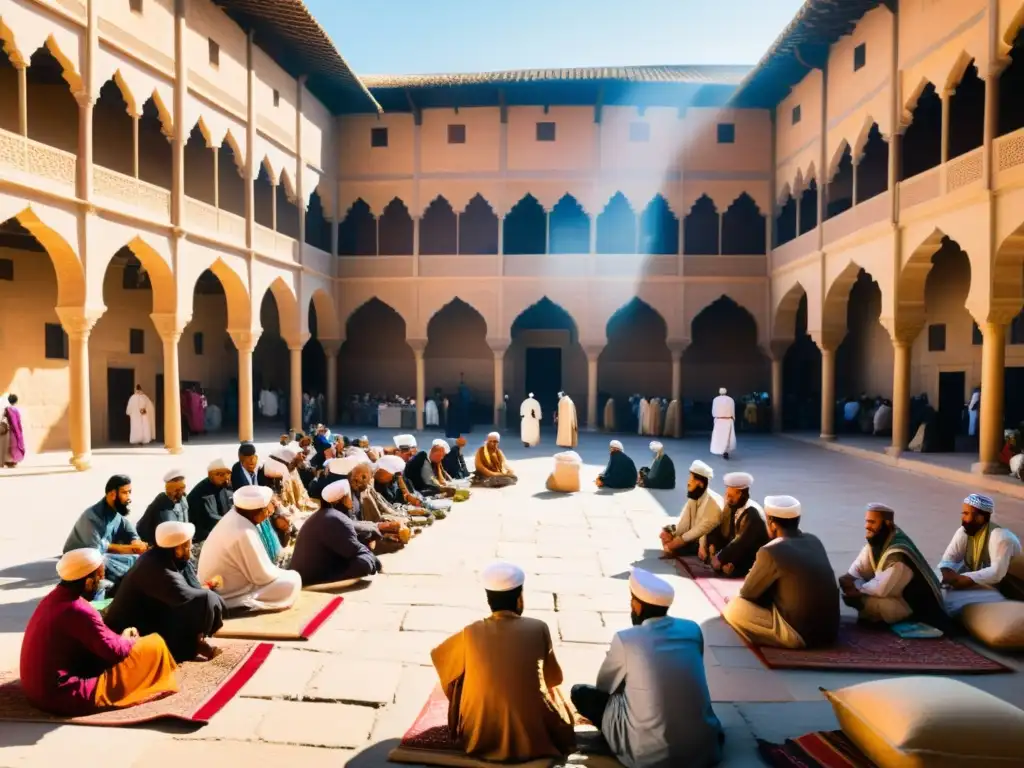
(262, 461, 287, 479)
(688, 459, 713, 479)
(649, 441, 663, 452)
(965, 493, 995, 514)
(163, 468, 186, 483)
(431, 439, 450, 454)
(481, 561, 525, 592)
(377, 455, 406, 474)
(371, 446, 384, 456)
(764, 495, 802, 519)
(359, 435, 369, 443)
(723, 472, 753, 489)
(528, 392, 535, 398)
(609, 440, 623, 451)
(554, 451, 582, 464)
(156, 521, 195, 548)
(322, 479, 352, 503)
(234, 485, 274, 511)
(719, 388, 727, 395)
(487, 432, 500, 441)
(57, 548, 104, 581)
(629, 568, 675, 607)
(394, 434, 417, 448)
(866, 502, 895, 515)
(270, 446, 298, 463)
(327, 455, 369, 476)
(207, 458, 229, 472)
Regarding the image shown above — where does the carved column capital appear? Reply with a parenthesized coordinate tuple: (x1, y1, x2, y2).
(667, 338, 691, 360)
(286, 332, 311, 352)
(228, 328, 262, 352)
(320, 338, 344, 358)
(150, 312, 192, 343)
(73, 90, 94, 110)
(487, 338, 511, 357)
(582, 342, 605, 362)
(407, 337, 428, 356)
(56, 306, 105, 340)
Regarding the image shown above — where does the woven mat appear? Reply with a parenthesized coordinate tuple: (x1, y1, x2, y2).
(757, 731, 876, 768)
(214, 592, 341, 640)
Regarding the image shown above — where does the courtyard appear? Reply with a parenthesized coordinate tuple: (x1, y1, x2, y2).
(0, 430, 1022, 767)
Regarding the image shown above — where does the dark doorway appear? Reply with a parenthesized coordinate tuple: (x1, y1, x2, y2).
(107, 368, 135, 444)
(1006, 367, 1024, 429)
(937, 371, 966, 452)
(525, 347, 562, 422)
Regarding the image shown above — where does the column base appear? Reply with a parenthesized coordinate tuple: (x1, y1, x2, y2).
(971, 461, 1009, 476)
(884, 446, 904, 458)
(166, 445, 184, 455)
(71, 453, 92, 471)
(820, 433, 836, 441)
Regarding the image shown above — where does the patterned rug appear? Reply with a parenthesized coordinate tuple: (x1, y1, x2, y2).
(674, 556, 1010, 673)
(0, 641, 271, 726)
(757, 731, 876, 768)
(214, 592, 342, 640)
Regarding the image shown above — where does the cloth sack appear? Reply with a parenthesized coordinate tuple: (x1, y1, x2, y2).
(961, 601, 1024, 650)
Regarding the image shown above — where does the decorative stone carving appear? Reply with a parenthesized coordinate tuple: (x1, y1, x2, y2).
(946, 151, 983, 192)
(55, 306, 106, 340)
(998, 132, 1024, 173)
(26, 141, 75, 187)
(0, 129, 27, 171)
(228, 328, 262, 352)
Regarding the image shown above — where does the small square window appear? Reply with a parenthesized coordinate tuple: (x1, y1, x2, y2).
(792, 105, 802, 125)
(716, 123, 735, 144)
(208, 38, 219, 67)
(927, 323, 946, 352)
(129, 0, 143, 13)
(628, 122, 650, 143)
(536, 121, 556, 142)
(854, 43, 867, 72)
(447, 124, 466, 144)
(0, 258, 12, 281)
(370, 127, 389, 148)
(972, 322, 983, 346)
(193, 332, 205, 356)
(129, 328, 145, 355)
(273, 89, 280, 107)
(44, 323, 68, 360)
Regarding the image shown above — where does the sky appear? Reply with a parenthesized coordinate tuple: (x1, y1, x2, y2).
(304, 0, 806, 76)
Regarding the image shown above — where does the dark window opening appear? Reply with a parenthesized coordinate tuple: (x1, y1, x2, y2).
(826, 148, 854, 219)
(972, 322, 983, 345)
(775, 196, 797, 246)
(684, 195, 719, 255)
(722, 193, 766, 254)
(447, 124, 466, 144)
(639, 195, 679, 255)
(596, 192, 637, 253)
(854, 43, 867, 72)
(928, 323, 946, 352)
(378, 198, 414, 255)
(44, 323, 68, 360)
(798, 180, 818, 233)
(901, 83, 942, 179)
(0, 258, 12, 281)
(536, 122, 556, 142)
(998, 29, 1024, 136)
(272, 89, 280, 107)
(338, 199, 377, 256)
(129, 328, 145, 355)
(716, 123, 735, 144)
(1011, 311, 1024, 345)
(371, 127, 388, 148)
(503, 194, 546, 255)
(130, 0, 143, 12)
(792, 105, 801, 125)
(459, 194, 499, 255)
(193, 332, 204, 355)
(948, 62, 985, 160)
(420, 196, 458, 255)
(208, 39, 219, 67)
(856, 124, 889, 202)
(549, 194, 590, 254)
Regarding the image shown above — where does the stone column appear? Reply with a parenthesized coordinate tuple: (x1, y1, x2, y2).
(16, 61, 27, 136)
(172, 0, 186, 226)
(488, 339, 509, 427)
(229, 330, 260, 442)
(768, 340, 790, 433)
(668, 340, 689, 436)
(818, 343, 837, 440)
(888, 338, 913, 455)
(983, 72, 1000, 189)
(975, 321, 1008, 473)
(940, 90, 951, 167)
(244, 32, 256, 248)
(584, 344, 603, 430)
(409, 339, 427, 432)
(212, 146, 220, 209)
(56, 307, 103, 471)
(75, 93, 94, 202)
(288, 342, 306, 434)
(321, 339, 342, 425)
(132, 115, 140, 178)
(151, 313, 189, 454)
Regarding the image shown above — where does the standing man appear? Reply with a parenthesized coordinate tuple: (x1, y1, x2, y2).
(710, 388, 736, 460)
(136, 469, 190, 547)
(556, 391, 578, 449)
(126, 385, 155, 446)
(520, 392, 541, 447)
(708, 472, 769, 578)
(571, 568, 724, 768)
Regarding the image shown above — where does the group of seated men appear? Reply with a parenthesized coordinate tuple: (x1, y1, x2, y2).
(658, 460, 1024, 649)
(596, 440, 677, 491)
(22, 429, 521, 717)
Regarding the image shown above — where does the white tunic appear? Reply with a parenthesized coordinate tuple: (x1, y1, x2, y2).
(556, 395, 577, 448)
(709, 394, 736, 455)
(125, 393, 155, 445)
(258, 389, 279, 418)
(197, 508, 302, 610)
(520, 397, 541, 446)
(425, 399, 440, 426)
(936, 526, 1022, 614)
(637, 399, 649, 435)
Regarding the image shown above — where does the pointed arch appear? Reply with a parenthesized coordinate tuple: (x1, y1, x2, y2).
(459, 194, 498, 255)
(378, 197, 414, 255)
(33, 35, 82, 93)
(262, 275, 301, 345)
(685, 295, 767, 401)
(775, 193, 797, 245)
(338, 199, 377, 256)
(425, 298, 490, 354)
(206, 257, 252, 332)
(596, 192, 637, 254)
(857, 124, 889, 202)
(639, 194, 679, 255)
(684, 194, 719, 255)
(420, 195, 458, 255)
(599, 297, 671, 404)
(549, 193, 590, 254)
(901, 82, 942, 179)
(798, 179, 818, 234)
(825, 146, 854, 219)
(948, 59, 985, 160)
(25, 44, 79, 154)
(122, 235, 176, 315)
(897, 229, 972, 325)
(503, 194, 546, 255)
(0, 206, 85, 307)
(722, 193, 767, 254)
(822, 261, 869, 339)
(308, 287, 340, 340)
(509, 295, 580, 335)
(773, 281, 807, 342)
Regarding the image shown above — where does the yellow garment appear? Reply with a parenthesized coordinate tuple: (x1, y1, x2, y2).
(603, 398, 616, 431)
(475, 446, 513, 476)
(663, 399, 680, 437)
(431, 611, 576, 762)
(93, 634, 179, 709)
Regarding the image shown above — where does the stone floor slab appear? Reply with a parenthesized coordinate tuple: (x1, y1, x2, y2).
(131, 739, 354, 768)
(305, 657, 403, 705)
(240, 648, 322, 700)
(320, 601, 407, 632)
(303, 629, 446, 663)
(706, 666, 795, 702)
(256, 700, 378, 748)
(177, 697, 273, 741)
(558, 611, 615, 645)
(402, 605, 480, 632)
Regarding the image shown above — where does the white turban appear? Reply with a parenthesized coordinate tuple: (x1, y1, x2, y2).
(723, 472, 753, 489)
(764, 495, 801, 519)
(431, 439, 451, 455)
(262, 461, 287, 479)
(377, 455, 406, 474)
(689, 459, 713, 480)
(234, 485, 273, 511)
(481, 561, 525, 592)
(609, 440, 623, 451)
(719, 388, 727, 395)
(156, 521, 195, 548)
(270, 446, 298, 463)
(629, 567, 674, 607)
(649, 441, 663, 453)
(554, 451, 582, 465)
(322, 479, 352, 504)
(207, 458, 229, 472)
(56, 548, 104, 581)
(487, 432, 500, 441)
(163, 468, 186, 483)
(965, 493, 995, 514)
(394, 434, 417, 449)
(328, 454, 370, 476)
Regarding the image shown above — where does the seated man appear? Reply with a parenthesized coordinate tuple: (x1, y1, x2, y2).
(374, 455, 431, 516)
(20, 549, 177, 717)
(406, 440, 467, 500)
(105, 521, 226, 662)
(431, 562, 576, 762)
(64, 474, 147, 594)
(471, 432, 518, 488)
(659, 461, 723, 558)
(723, 495, 840, 649)
(638, 441, 675, 489)
(365, 456, 433, 528)
(136, 469, 190, 547)
(936, 493, 1024, 615)
(571, 569, 724, 768)
(256, 461, 298, 553)
(596, 440, 637, 490)
(442, 437, 472, 480)
(707, 472, 768, 577)
(197, 485, 302, 611)
(394, 433, 419, 463)
(839, 503, 947, 627)
(348, 461, 412, 551)
(546, 451, 582, 493)
(291, 479, 383, 587)
(187, 458, 234, 548)
(231, 442, 262, 489)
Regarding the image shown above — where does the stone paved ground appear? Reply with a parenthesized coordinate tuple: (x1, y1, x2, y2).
(1, 429, 1022, 767)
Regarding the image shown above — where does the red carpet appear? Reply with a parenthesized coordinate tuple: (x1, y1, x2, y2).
(757, 731, 876, 768)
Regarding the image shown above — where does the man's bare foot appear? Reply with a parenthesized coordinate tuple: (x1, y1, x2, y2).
(197, 639, 223, 660)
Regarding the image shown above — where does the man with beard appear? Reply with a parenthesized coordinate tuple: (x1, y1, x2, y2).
(442, 437, 472, 480)
(64, 475, 147, 594)
(393, 434, 419, 463)
(187, 459, 234, 545)
(596, 440, 637, 489)
(348, 462, 411, 552)
(104, 521, 226, 662)
(659, 461, 723, 558)
(638, 441, 675, 490)
(570, 569, 724, 768)
(707, 472, 769, 578)
(136, 469, 190, 547)
(406, 440, 462, 499)
(839, 503, 947, 627)
(231, 442, 262, 490)
(20, 548, 178, 716)
(723, 496, 839, 649)
(471, 432, 518, 488)
(936, 494, 1024, 615)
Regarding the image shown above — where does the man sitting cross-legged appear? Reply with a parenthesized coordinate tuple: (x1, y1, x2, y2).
(406, 440, 470, 500)
(571, 568, 724, 768)
(373, 455, 436, 523)
(187, 459, 234, 547)
(723, 495, 839, 649)
(20, 549, 178, 717)
(471, 432, 518, 488)
(705, 472, 768, 578)
(638, 441, 675, 489)
(137, 469, 190, 548)
(659, 461, 723, 558)
(443, 436, 472, 480)
(596, 440, 638, 490)
(105, 521, 226, 662)
(838, 503, 948, 627)
(431, 562, 576, 762)
(348, 461, 412, 551)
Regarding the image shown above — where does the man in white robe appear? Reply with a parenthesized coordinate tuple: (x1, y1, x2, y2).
(637, 398, 649, 436)
(126, 385, 155, 445)
(710, 388, 736, 459)
(520, 393, 541, 447)
(556, 392, 578, 448)
(660, 460, 724, 558)
(258, 389, 279, 419)
(197, 485, 301, 611)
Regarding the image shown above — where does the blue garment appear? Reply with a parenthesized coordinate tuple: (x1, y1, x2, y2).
(64, 500, 141, 589)
(598, 616, 722, 768)
(257, 519, 281, 562)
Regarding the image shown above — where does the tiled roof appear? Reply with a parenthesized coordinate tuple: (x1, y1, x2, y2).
(360, 65, 753, 89)
(210, 0, 380, 114)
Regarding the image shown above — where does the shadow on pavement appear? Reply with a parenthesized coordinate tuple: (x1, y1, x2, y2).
(0, 558, 58, 592)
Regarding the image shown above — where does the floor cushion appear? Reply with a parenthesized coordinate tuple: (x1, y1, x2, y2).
(961, 600, 1024, 650)
(823, 676, 1024, 767)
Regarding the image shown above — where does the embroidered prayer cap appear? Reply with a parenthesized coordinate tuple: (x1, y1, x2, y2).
(234, 485, 274, 511)
(965, 493, 995, 514)
(649, 441, 663, 453)
(156, 521, 195, 548)
(238, 442, 257, 457)
(487, 432, 501, 441)
(431, 439, 451, 454)
(609, 440, 624, 451)
(629, 567, 674, 607)
(262, 460, 287, 479)
(377, 455, 406, 474)
(162, 468, 186, 483)
(719, 388, 728, 395)
(482, 561, 525, 592)
(56, 548, 104, 581)
(866, 502, 895, 515)
(322, 479, 352, 503)
(688, 460, 714, 480)
(207, 458, 230, 472)
(764, 495, 801, 519)
(723, 472, 753, 489)
(393, 434, 417, 449)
